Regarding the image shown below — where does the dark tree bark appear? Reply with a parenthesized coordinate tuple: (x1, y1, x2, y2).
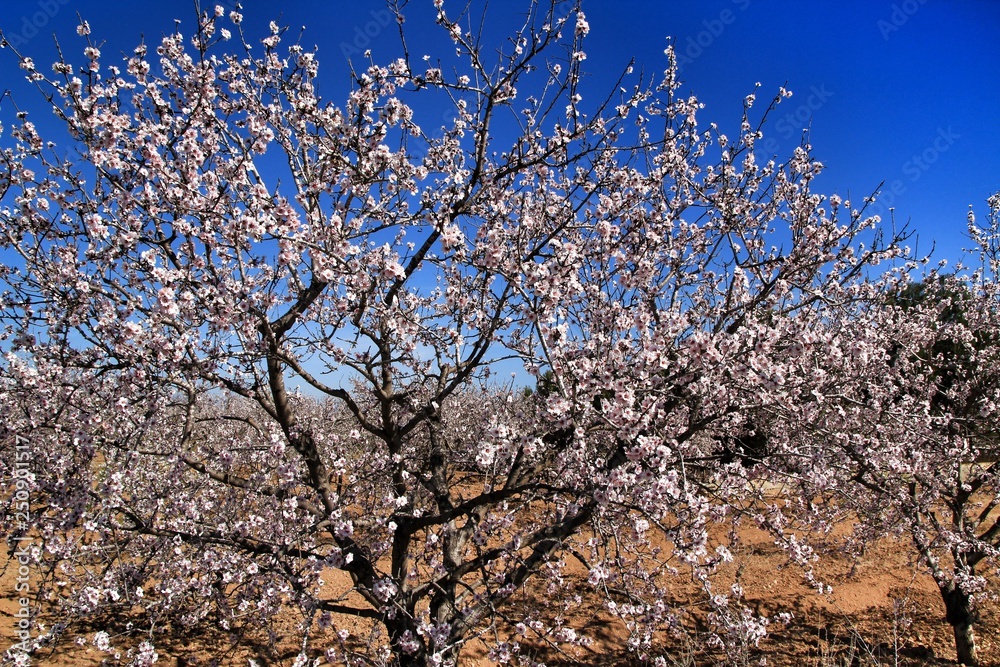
(940, 580, 979, 666)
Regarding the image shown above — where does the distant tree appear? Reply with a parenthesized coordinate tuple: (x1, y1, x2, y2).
(0, 2, 909, 665)
(773, 194, 1000, 667)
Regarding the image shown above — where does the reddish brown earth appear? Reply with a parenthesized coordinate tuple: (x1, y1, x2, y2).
(2, 521, 997, 666)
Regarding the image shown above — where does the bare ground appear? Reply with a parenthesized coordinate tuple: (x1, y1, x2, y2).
(2, 520, 997, 666)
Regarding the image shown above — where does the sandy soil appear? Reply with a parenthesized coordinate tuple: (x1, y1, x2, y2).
(2, 519, 997, 666)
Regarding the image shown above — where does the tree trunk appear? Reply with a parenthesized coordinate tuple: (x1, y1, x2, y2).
(953, 622, 978, 667)
(941, 584, 978, 666)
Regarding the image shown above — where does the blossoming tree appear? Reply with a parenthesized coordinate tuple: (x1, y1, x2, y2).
(764, 194, 1000, 667)
(1, 2, 910, 665)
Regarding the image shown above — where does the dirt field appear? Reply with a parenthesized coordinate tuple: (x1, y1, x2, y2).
(2, 519, 997, 666)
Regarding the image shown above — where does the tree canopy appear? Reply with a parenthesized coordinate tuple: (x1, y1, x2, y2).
(1, 2, 998, 666)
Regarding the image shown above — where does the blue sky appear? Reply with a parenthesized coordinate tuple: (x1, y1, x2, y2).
(2, 0, 998, 263)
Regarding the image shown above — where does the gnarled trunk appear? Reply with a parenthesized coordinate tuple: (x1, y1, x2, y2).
(941, 583, 978, 666)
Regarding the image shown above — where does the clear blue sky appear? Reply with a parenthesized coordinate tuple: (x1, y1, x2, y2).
(2, 0, 998, 263)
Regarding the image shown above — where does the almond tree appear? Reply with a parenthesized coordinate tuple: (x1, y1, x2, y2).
(1, 2, 908, 665)
(766, 194, 1000, 667)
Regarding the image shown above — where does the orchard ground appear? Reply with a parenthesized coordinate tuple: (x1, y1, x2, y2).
(3, 511, 998, 666)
